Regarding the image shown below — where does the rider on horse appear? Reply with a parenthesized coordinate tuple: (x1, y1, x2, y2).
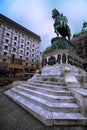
(60, 13, 68, 28)
(52, 9, 71, 41)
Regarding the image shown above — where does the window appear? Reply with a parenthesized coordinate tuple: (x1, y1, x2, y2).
(32, 49, 34, 52)
(0, 29, 2, 34)
(14, 36, 17, 41)
(13, 48, 16, 52)
(0, 23, 2, 28)
(14, 42, 17, 46)
(27, 41, 30, 45)
(37, 55, 39, 58)
(7, 26, 10, 30)
(26, 57, 28, 60)
(6, 33, 10, 37)
(20, 50, 23, 54)
(26, 63, 28, 66)
(12, 54, 15, 59)
(32, 54, 34, 57)
(37, 46, 39, 49)
(32, 59, 34, 62)
(4, 52, 7, 56)
(85, 45, 87, 48)
(20, 56, 22, 59)
(36, 65, 39, 68)
(4, 45, 8, 50)
(22, 34, 24, 37)
(3, 59, 6, 63)
(21, 45, 23, 48)
(81, 55, 84, 58)
(26, 52, 29, 55)
(27, 47, 29, 50)
(15, 30, 18, 34)
(21, 39, 24, 43)
(5, 39, 9, 43)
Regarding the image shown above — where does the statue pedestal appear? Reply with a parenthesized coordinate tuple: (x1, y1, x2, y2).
(41, 37, 86, 80)
(41, 49, 86, 86)
(42, 49, 86, 76)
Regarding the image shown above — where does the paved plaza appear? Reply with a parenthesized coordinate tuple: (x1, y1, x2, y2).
(0, 84, 46, 130)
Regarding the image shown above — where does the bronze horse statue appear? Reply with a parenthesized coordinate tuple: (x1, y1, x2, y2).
(52, 9, 71, 41)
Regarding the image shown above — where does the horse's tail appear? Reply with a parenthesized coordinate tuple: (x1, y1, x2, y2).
(66, 25, 71, 41)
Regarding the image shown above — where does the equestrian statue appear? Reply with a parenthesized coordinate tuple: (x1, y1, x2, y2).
(52, 8, 71, 41)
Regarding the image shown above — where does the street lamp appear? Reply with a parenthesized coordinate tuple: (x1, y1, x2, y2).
(10, 54, 14, 77)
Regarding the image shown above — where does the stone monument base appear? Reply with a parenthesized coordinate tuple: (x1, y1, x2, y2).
(42, 49, 86, 85)
(4, 51, 87, 126)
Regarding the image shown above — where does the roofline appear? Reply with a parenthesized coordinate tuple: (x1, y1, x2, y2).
(0, 13, 41, 41)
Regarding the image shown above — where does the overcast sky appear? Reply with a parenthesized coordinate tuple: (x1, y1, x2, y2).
(0, 0, 87, 51)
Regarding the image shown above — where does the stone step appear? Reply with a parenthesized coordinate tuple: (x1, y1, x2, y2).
(4, 90, 87, 126)
(8, 88, 80, 113)
(27, 81, 66, 90)
(16, 86, 74, 103)
(21, 83, 71, 96)
(30, 80, 66, 86)
(34, 75, 65, 83)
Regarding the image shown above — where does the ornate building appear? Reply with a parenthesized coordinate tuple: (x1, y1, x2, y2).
(71, 22, 87, 71)
(0, 14, 41, 75)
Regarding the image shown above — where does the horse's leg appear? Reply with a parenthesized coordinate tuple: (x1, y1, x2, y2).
(68, 31, 71, 42)
(55, 26, 59, 36)
(68, 35, 70, 42)
(66, 25, 71, 42)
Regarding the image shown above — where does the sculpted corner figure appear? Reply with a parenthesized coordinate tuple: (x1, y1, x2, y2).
(52, 8, 71, 41)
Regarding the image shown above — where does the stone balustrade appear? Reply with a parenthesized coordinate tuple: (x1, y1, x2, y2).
(69, 88, 87, 117)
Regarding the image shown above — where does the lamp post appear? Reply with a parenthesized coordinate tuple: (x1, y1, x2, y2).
(10, 54, 14, 78)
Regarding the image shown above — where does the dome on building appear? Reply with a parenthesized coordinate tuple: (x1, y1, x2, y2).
(73, 21, 87, 37)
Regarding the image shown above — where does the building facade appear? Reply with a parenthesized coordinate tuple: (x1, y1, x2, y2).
(0, 14, 41, 75)
(71, 22, 87, 71)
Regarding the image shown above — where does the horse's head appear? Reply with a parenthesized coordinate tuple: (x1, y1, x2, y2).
(52, 8, 60, 19)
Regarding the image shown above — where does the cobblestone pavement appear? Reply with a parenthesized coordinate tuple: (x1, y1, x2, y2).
(0, 84, 87, 130)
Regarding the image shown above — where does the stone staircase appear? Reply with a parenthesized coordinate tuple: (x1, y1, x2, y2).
(4, 76, 87, 126)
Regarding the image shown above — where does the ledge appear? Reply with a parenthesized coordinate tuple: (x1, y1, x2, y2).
(69, 88, 87, 116)
(70, 88, 87, 97)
